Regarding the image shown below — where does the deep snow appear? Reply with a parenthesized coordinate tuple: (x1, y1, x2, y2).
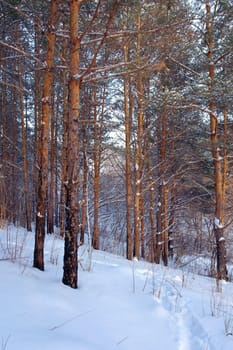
(0, 226, 233, 350)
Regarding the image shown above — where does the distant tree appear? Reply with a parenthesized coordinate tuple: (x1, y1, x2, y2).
(122, 12, 133, 260)
(17, 37, 32, 232)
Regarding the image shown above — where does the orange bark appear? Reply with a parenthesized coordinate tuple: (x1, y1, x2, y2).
(34, 0, 58, 270)
(47, 94, 55, 234)
(205, 0, 227, 280)
(222, 106, 227, 219)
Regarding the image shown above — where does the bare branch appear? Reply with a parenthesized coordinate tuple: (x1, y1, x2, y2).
(168, 56, 201, 77)
(80, 0, 120, 81)
(0, 40, 42, 65)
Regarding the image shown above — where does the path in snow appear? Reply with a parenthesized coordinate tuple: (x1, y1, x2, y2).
(134, 262, 217, 350)
(1, 229, 233, 350)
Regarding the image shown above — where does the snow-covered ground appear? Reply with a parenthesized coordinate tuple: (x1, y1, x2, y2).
(0, 225, 233, 350)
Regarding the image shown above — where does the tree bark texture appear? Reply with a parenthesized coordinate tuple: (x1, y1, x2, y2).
(205, 0, 227, 280)
(47, 93, 55, 234)
(59, 43, 68, 237)
(33, 26, 42, 223)
(80, 147, 88, 245)
(92, 76, 100, 250)
(62, 0, 81, 289)
(18, 56, 32, 231)
(34, 0, 58, 270)
(123, 28, 133, 260)
(134, 8, 144, 259)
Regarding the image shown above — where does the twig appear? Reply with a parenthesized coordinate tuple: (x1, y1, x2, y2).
(49, 310, 92, 331)
(116, 336, 128, 346)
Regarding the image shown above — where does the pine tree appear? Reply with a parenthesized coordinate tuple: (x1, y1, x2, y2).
(34, 0, 58, 270)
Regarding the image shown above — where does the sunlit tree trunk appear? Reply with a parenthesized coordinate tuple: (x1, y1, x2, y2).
(47, 93, 55, 234)
(205, 0, 227, 280)
(222, 106, 227, 218)
(34, 0, 58, 270)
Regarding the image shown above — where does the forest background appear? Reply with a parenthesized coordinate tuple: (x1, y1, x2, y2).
(0, 0, 233, 288)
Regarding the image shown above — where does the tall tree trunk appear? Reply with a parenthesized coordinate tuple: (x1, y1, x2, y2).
(92, 77, 100, 250)
(161, 179, 169, 266)
(18, 56, 32, 231)
(59, 21, 68, 237)
(148, 167, 157, 263)
(34, 0, 58, 270)
(161, 110, 169, 266)
(80, 146, 88, 245)
(140, 168, 145, 258)
(33, 26, 41, 223)
(222, 106, 227, 218)
(125, 87, 133, 260)
(123, 28, 133, 260)
(8, 89, 18, 224)
(134, 8, 144, 259)
(92, 78, 106, 250)
(157, 110, 167, 265)
(54, 103, 59, 227)
(205, 0, 227, 280)
(62, 0, 81, 289)
(47, 93, 55, 234)
(0, 47, 7, 225)
(59, 46, 68, 237)
(168, 181, 175, 258)
(80, 86, 90, 245)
